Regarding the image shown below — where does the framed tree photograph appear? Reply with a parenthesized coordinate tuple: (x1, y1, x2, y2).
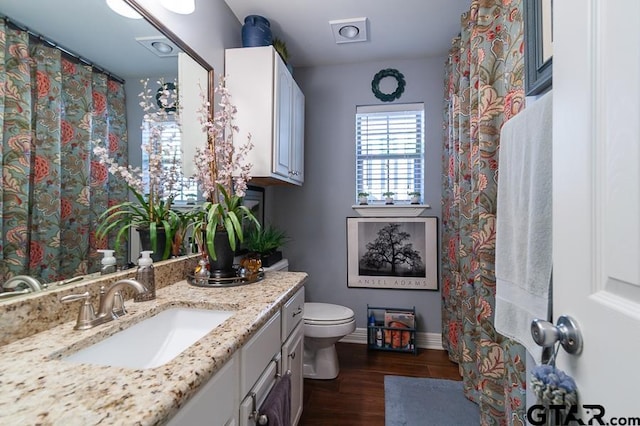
(347, 217, 438, 290)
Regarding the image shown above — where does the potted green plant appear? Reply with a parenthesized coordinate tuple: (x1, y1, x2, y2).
(244, 225, 289, 267)
(96, 188, 179, 261)
(383, 191, 395, 205)
(358, 192, 369, 205)
(408, 191, 421, 204)
(191, 77, 259, 278)
(272, 37, 289, 64)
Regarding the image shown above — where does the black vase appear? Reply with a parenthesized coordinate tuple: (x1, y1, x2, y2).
(241, 15, 272, 47)
(207, 230, 237, 278)
(137, 227, 168, 262)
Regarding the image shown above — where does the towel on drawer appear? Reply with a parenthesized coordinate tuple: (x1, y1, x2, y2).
(259, 373, 291, 426)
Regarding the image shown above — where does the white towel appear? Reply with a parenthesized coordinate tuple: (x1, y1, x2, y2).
(495, 91, 553, 363)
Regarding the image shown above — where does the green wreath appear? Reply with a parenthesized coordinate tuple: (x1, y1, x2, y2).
(156, 82, 177, 113)
(371, 68, 405, 102)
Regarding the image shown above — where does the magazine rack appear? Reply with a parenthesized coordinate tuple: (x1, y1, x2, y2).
(367, 305, 417, 355)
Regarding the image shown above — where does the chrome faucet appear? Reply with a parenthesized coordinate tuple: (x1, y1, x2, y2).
(3, 275, 43, 293)
(60, 279, 149, 330)
(96, 279, 147, 319)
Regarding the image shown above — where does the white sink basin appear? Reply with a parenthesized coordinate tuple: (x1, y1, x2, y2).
(64, 308, 233, 369)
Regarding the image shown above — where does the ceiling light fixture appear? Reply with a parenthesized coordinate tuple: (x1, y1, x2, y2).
(151, 41, 173, 54)
(106, 0, 142, 19)
(160, 0, 195, 15)
(329, 18, 368, 44)
(338, 25, 359, 39)
(136, 36, 180, 57)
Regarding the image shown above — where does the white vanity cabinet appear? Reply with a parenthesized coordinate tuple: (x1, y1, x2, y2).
(168, 286, 305, 426)
(225, 46, 305, 186)
(239, 286, 305, 426)
(167, 353, 239, 426)
(280, 286, 305, 425)
(239, 311, 282, 426)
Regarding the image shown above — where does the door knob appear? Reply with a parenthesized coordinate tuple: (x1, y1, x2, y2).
(531, 315, 583, 355)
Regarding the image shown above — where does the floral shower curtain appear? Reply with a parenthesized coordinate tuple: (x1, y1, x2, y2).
(0, 19, 128, 284)
(441, 1, 527, 424)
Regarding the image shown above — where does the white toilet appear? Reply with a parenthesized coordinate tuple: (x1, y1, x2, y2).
(262, 259, 356, 380)
(261, 258, 289, 272)
(303, 302, 356, 380)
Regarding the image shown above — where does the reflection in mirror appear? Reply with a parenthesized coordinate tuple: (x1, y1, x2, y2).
(0, 0, 213, 299)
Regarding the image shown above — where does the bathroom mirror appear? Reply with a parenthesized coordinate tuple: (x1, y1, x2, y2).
(0, 0, 213, 300)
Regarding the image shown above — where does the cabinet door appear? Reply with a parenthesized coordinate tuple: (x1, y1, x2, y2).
(240, 311, 282, 397)
(282, 322, 304, 426)
(167, 354, 239, 426)
(290, 81, 305, 184)
(273, 55, 293, 180)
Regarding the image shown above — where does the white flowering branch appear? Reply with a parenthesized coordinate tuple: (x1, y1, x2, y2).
(93, 78, 184, 221)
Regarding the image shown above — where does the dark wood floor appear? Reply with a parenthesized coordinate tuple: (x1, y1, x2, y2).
(299, 342, 461, 426)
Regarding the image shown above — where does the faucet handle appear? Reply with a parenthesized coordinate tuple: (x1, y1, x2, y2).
(60, 291, 96, 330)
(112, 291, 126, 318)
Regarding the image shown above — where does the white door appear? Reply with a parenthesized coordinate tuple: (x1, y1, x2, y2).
(553, 0, 640, 421)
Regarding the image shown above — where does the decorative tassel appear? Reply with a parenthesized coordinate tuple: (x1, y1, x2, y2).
(531, 342, 578, 424)
(531, 364, 578, 408)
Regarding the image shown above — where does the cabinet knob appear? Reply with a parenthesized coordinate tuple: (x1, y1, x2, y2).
(289, 351, 296, 359)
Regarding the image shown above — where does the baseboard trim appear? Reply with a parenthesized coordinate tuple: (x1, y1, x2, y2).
(340, 327, 444, 350)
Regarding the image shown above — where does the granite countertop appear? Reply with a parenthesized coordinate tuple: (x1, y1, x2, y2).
(0, 271, 307, 425)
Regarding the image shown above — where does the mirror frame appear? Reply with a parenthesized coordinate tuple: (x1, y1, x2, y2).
(125, 0, 215, 114)
(524, 0, 553, 96)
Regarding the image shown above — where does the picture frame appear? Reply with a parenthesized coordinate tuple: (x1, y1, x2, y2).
(243, 185, 264, 226)
(347, 217, 438, 290)
(524, 0, 553, 95)
(237, 185, 264, 254)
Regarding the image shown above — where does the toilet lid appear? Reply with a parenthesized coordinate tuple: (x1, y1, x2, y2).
(304, 303, 355, 323)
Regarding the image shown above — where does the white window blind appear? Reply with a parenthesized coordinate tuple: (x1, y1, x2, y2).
(141, 120, 197, 203)
(356, 103, 424, 203)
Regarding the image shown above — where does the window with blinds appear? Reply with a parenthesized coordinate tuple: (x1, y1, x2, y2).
(356, 103, 424, 204)
(141, 119, 197, 203)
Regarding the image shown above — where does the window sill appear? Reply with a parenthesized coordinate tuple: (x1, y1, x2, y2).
(351, 204, 431, 217)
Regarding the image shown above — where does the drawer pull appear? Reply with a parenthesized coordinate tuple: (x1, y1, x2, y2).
(289, 351, 296, 360)
(292, 307, 302, 317)
(249, 392, 269, 424)
(249, 371, 292, 425)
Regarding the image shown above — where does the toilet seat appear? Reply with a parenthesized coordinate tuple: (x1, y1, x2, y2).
(304, 303, 355, 326)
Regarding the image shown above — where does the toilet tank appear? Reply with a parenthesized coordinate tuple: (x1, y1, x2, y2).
(262, 259, 289, 272)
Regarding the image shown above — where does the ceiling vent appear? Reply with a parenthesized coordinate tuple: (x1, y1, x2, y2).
(329, 17, 368, 44)
(135, 36, 179, 57)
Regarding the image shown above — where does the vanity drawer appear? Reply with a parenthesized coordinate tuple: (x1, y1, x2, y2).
(281, 287, 305, 341)
(240, 310, 281, 397)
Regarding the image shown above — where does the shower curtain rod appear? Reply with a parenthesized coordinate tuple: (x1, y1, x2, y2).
(1, 15, 125, 84)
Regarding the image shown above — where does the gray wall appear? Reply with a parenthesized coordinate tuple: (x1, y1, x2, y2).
(268, 57, 446, 334)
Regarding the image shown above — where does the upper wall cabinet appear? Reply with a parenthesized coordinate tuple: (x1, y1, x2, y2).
(225, 46, 305, 186)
